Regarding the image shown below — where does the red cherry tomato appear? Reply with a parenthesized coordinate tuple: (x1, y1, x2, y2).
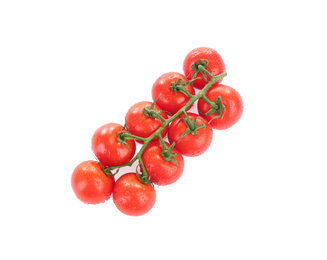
(113, 173, 156, 216)
(91, 123, 136, 167)
(71, 160, 115, 205)
(183, 47, 226, 89)
(197, 84, 243, 130)
(141, 141, 184, 186)
(168, 112, 213, 157)
(125, 101, 168, 142)
(152, 72, 195, 115)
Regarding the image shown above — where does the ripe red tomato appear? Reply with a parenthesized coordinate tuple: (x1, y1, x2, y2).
(183, 47, 226, 89)
(125, 101, 168, 142)
(168, 112, 213, 157)
(152, 72, 195, 114)
(113, 173, 156, 216)
(91, 123, 136, 167)
(71, 160, 115, 205)
(141, 141, 184, 186)
(197, 84, 243, 130)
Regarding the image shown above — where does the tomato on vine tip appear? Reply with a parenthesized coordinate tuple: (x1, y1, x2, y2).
(113, 173, 156, 216)
(71, 160, 115, 205)
(183, 47, 226, 89)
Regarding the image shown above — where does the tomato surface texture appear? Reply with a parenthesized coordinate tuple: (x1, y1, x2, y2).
(168, 112, 213, 157)
(141, 141, 184, 185)
(113, 173, 156, 216)
(183, 47, 226, 89)
(71, 160, 115, 205)
(91, 123, 136, 167)
(198, 84, 243, 130)
(125, 101, 168, 142)
(152, 72, 195, 114)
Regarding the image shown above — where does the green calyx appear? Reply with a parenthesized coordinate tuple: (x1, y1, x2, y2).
(161, 143, 178, 166)
(117, 120, 148, 150)
(170, 78, 186, 92)
(203, 96, 225, 122)
(117, 130, 129, 148)
(157, 135, 178, 166)
(136, 159, 153, 186)
(191, 59, 211, 84)
(170, 78, 196, 98)
(142, 96, 170, 123)
(177, 112, 205, 142)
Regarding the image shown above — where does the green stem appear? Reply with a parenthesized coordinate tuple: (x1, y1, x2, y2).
(201, 68, 215, 78)
(201, 95, 216, 107)
(179, 88, 194, 99)
(157, 134, 166, 148)
(121, 133, 146, 142)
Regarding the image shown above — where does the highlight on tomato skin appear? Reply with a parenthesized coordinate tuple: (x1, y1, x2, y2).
(71, 160, 115, 205)
(113, 173, 156, 216)
(197, 84, 243, 130)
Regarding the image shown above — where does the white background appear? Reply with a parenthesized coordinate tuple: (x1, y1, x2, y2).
(1, 0, 326, 259)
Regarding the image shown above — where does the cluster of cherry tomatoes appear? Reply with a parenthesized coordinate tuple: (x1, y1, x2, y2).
(71, 47, 243, 216)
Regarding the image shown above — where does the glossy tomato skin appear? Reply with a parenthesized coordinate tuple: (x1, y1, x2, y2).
(71, 160, 115, 205)
(92, 123, 136, 167)
(141, 141, 184, 186)
(168, 112, 213, 157)
(125, 101, 168, 142)
(198, 84, 243, 130)
(183, 47, 226, 89)
(152, 72, 195, 115)
(113, 173, 156, 216)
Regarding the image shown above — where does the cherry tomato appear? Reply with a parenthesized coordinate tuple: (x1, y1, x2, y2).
(125, 101, 168, 142)
(151, 72, 195, 115)
(197, 84, 243, 130)
(141, 141, 184, 186)
(71, 160, 115, 205)
(91, 123, 136, 167)
(113, 173, 156, 216)
(183, 47, 226, 89)
(168, 112, 213, 157)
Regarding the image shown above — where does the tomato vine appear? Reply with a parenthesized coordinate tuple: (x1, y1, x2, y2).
(71, 47, 243, 216)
